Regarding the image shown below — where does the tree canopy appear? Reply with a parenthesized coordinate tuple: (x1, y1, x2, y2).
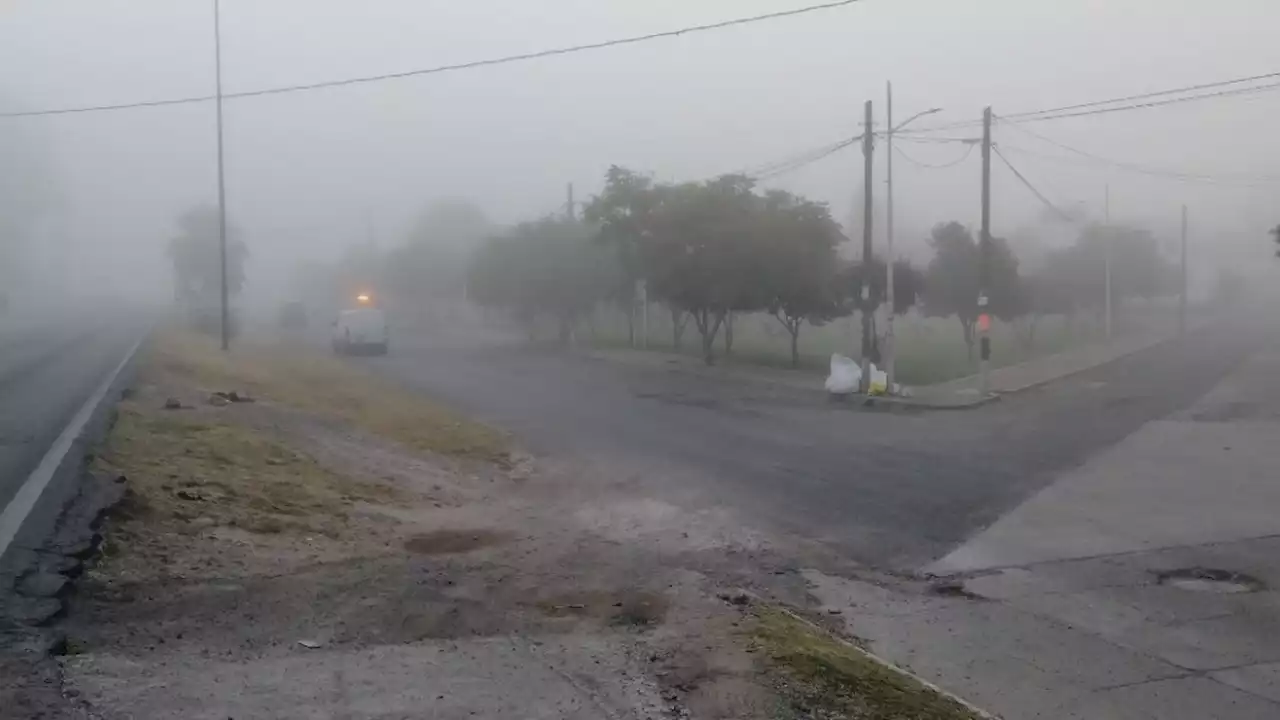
(922, 222, 1021, 354)
(467, 216, 620, 345)
(168, 206, 248, 309)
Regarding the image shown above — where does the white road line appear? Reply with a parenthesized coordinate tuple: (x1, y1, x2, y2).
(0, 337, 144, 560)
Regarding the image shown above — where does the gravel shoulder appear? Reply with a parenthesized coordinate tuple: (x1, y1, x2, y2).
(14, 330, 987, 719)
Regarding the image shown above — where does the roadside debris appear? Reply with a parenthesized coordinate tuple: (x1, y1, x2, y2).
(296, 639, 324, 649)
(162, 398, 183, 410)
(825, 354, 889, 396)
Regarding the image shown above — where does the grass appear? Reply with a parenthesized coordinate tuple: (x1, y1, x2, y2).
(580, 308, 1103, 386)
(151, 330, 509, 464)
(95, 405, 398, 539)
(750, 605, 986, 720)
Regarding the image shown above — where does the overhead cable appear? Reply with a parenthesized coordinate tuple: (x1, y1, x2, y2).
(0, 0, 864, 118)
(893, 143, 975, 170)
(991, 145, 1077, 223)
(997, 115, 1280, 185)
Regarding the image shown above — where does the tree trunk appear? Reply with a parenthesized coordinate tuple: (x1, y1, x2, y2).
(962, 318, 975, 360)
(626, 304, 636, 348)
(723, 312, 735, 358)
(693, 309, 725, 366)
(789, 322, 801, 369)
(671, 307, 687, 351)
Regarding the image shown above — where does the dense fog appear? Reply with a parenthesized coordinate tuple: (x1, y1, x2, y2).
(1, 0, 1277, 318)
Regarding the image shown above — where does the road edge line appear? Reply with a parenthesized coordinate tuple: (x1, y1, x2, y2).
(0, 335, 145, 561)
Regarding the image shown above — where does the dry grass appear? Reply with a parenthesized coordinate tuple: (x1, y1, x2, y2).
(95, 405, 399, 540)
(750, 605, 985, 720)
(150, 331, 509, 464)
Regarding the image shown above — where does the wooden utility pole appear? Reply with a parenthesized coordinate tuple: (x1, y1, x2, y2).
(978, 107, 993, 396)
(860, 100, 875, 394)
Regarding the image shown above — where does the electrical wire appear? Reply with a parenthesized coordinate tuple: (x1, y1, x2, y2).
(892, 143, 975, 170)
(1000, 70, 1280, 122)
(0, 0, 864, 118)
(997, 114, 1280, 185)
(990, 144, 1077, 223)
(750, 137, 860, 180)
(898, 70, 1280, 134)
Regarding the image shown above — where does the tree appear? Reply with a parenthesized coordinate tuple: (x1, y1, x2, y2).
(922, 222, 1020, 358)
(168, 206, 247, 310)
(1271, 225, 1280, 257)
(467, 217, 619, 346)
(841, 258, 925, 363)
(584, 166, 663, 347)
(756, 190, 845, 368)
(643, 175, 770, 365)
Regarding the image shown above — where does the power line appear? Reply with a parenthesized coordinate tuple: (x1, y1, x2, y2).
(1001, 70, 1280, 121)
(997, 114, 1280, 185)
(990, 144, 1077, 223)
(899, 70, 1280, 134)
(0, 0, 864, 118)
(1008, 80, 1280, 124)
(751, 137, 860, 181)
(893, 143, 975, 170)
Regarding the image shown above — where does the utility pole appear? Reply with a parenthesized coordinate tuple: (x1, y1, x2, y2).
(885, 83, 896, 390)
(1180, 204, 1188, 335)
(566, 182, 575, 221)
(883, 89, 940, 391)
(1104, 184, 1113, 339)
(860, 100, 875, 394)
(213, 0, 230, 351)
(978, 107, 993, 396)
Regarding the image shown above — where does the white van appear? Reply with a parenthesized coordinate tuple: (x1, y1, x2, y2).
(332, 308, 389, 355)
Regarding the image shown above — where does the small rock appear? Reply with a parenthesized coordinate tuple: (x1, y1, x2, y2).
(175, 489, 205, 502)
(716, 589, 752, 607)
(297, 639, 323, 649)
(826, 608, 843, 615)
(163, 398, 183, 410)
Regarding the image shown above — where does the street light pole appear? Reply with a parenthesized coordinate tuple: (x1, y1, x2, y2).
(213, 0, 230, 351)
(884, 84, 941, 390)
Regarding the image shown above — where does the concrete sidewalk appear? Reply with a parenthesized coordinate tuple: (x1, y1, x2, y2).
(809, 340, 1280, 719)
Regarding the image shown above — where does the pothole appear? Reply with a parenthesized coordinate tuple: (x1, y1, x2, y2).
(403, 529, 509, 555)
(1155, 568, 1265, 594)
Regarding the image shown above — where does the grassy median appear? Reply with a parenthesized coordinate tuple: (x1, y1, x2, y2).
(150, 331, 508, 464)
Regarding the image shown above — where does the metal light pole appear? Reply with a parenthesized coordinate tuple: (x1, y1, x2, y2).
(213, 0, 230, 350)
(884, 82, 941, 390)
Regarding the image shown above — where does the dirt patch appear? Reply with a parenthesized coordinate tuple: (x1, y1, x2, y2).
(403, 529, 509, 555)
(750, 604, 986, 720)
(535, 589, 670, 629)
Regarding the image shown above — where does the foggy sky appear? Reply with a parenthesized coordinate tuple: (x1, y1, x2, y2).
(2, 0, 1277, 307)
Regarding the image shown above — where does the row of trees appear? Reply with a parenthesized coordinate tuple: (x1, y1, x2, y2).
(467, 166, 1182, 368)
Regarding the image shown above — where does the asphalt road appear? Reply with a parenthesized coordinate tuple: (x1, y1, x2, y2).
(0, 312, 142, 554)
(361, 317, 1273, 571)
